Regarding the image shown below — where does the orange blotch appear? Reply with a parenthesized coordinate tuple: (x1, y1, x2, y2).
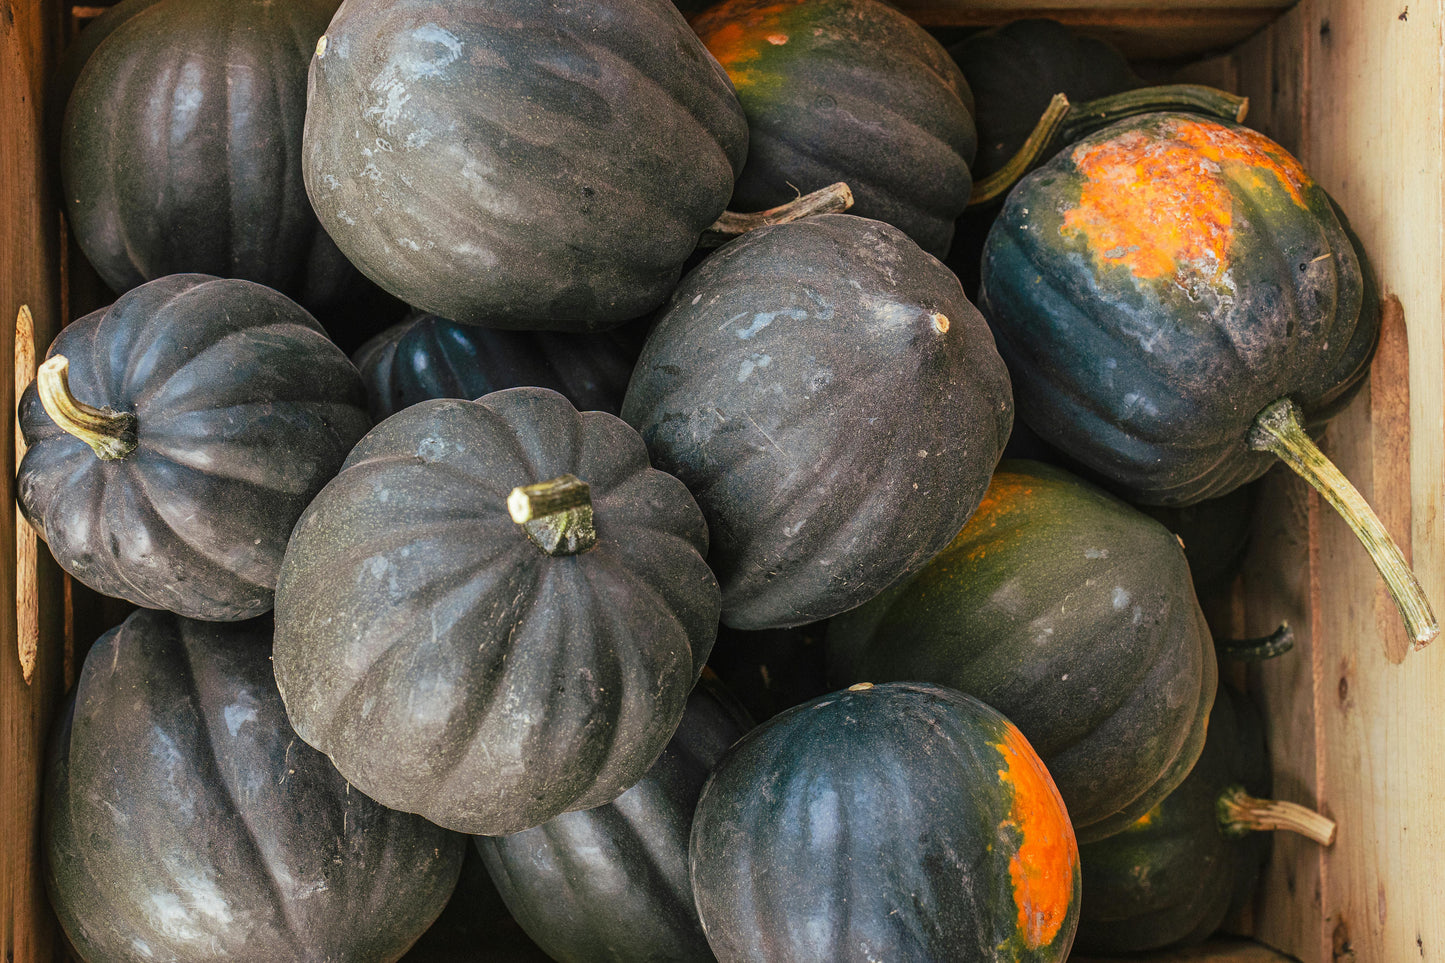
(1060, 117, 1313, 292)
(693, 2, 799, 85)
(994, 721, 1078, 950)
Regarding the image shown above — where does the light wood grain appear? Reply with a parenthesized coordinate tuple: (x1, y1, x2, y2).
(1072, 938, 1297, 962)
(1, 0, 72, 960)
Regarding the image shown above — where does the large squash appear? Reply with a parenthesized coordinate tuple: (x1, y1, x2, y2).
(689, 681, 1080, 962)
(59, 0, 365, 310)
(273, 387, 720, 836)
(827, 461, 1217, 844)
(476, 678, 752, 963)
(690, 0, 976, 257)
(303, 0, 747, 330)
(623, 214, 1012, 630)
(978, 112, 1436, 646)
(17, 274, 371, 621)
(45, 609, 463, 962)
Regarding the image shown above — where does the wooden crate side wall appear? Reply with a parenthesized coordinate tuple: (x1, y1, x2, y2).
(1230, 3, 1445, 962)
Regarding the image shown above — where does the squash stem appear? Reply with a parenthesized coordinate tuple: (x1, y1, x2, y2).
(1216, 623, 1295, 661)
(508, 474, 598, 556)
(1059, 84, 1250, 144)
(1217, 785, 1337, 846)
(34, 355, 137, 460)
(698, 182, 855, 247)
(1249, 398, 1438, 648)
(966, 93, 1071, 209)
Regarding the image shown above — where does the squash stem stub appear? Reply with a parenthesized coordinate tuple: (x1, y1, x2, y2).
(1248, 397, 1438, 649)
(1217, 785, 1337, 846)
(509, 474, 597, 556)
(35, 355, 137, 461)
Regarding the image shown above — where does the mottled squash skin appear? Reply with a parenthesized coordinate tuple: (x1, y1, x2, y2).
(45, 610, 463, 963)
(692, 0, 976, 257)
(477, 680, 752, 963)
(623, 214, 1012, 630)
(1075, 686, 1271, 953)
(303, 0, 747, 330)
(274, 388, 720, 836)
(979, 113, 1378, 506)
(690, 682, 1079, 962)
(60, 0, 366, 310)
(828, 461, 1217, 844)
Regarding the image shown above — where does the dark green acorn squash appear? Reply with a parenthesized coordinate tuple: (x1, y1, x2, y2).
(978, 112, 1438, 646)
(1075, 685, 1335, 953)
(303, 0, 747, 330)
(949, 19, 1141, 181)
(827, 461, 1217, 844)
(689, 681, 1080, 962)
(691, 0, 976, 257)
(354, 312, 648, 422)
(273, 387, 721, 836)
(622, 214, 1013, 630)
(476, 678, 752, 963)
(60, 0, 367, 310)
(17, 274, 371, 622)
(45, 608, 464, 963)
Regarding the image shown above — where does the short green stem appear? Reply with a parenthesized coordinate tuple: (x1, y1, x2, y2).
(35, 355, 137, 460)
(1216, 623, 1295, 661)
(699, 182, 855, 248)
(1248, 398, 1438, 648)
(1059, 84, 1250, 145)
(509, 474, 597, 556)
(1217, 785, 1336, 846)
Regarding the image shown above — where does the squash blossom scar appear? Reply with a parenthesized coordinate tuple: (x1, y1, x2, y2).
(1060, 117, 1313, 293)
(993, 721, 1077, 949)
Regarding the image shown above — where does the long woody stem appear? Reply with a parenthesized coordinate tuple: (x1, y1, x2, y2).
(967, 93, 1072, 209)
(509, 474, 598, 556)
(1249, 398, 1438, 648)
(1216, 623, 1295, 661)
(1217, 785, 1337, 846)
(699, 182, 855, 247)
(35, 355, 137, 460)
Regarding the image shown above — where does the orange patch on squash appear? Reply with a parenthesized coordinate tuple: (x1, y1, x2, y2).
(994, 721, 1078, 950)
(1060, 117, 1313, 291)
(694, 2, 799, 87)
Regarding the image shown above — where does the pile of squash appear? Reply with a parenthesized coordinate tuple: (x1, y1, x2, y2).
(32, 0, 1420, 960)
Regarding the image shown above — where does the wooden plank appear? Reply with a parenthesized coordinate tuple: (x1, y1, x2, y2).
(1, 0, 75, 960)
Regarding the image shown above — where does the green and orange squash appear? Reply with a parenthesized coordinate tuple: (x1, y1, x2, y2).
(827, 461, 1217, 844)
(691, 0, 976, 257)
(979, 112, 1437, 646)
(689, 681, 1079, 961)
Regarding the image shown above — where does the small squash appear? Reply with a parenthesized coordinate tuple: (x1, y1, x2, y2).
(273, 387, 721, 836)
(1075, 685, 1335, 953)
(476, 678, 752, 963)
(827, 461, 1217, 844)
(17, 274, 371, 621)
(45, 609, 464, 962)
(690, 681, 1080, 962)
(691, 0, 976, 257)
(623, 214, 1012, 630)
(354, 312, 647, 422)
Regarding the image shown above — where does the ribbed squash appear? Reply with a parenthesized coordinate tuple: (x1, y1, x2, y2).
(690, 681, 1079, 962)
(827, 461, 1216, 844)
(45, 609, 463, 962)
(273, 387, 720, 835)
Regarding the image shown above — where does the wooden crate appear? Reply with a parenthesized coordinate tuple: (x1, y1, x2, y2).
(2, 1, 1440, 961)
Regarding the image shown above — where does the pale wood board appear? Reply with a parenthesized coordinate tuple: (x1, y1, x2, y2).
(1, 0, 73, 960)
(1228, 1, 1445, 961)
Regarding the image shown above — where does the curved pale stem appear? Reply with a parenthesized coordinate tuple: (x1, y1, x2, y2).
(1217, 785, 1337, 846)
(1249, 398, 1438, 648)
(967, 93, 1071, 209)
(509, 474, 597, 556)
(700, 182, 855, 248)
(35, 355, 137, 460)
